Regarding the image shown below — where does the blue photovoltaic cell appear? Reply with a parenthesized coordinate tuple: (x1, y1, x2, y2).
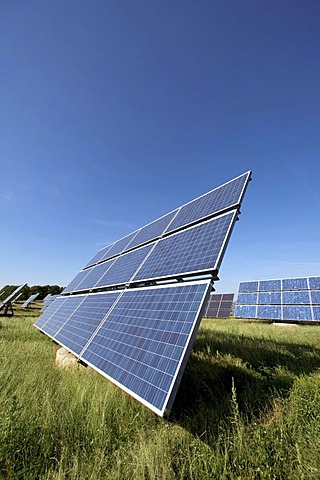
(258, 292, 281, 305)
(40, 295, 85, 338)
(95, 244, 153, 288)
(257, 306, 282, 320)
(282, 291, 310, 305)
(237, 293, 258, 305)
(259, 280, 281, 291)
(63, 268, 93, 294)
(238, 281, 259, 293)
(309, 277, 320, 290)
(234, 305, 256, 318)
(84, 244, 115, 268)
(311, 291, 320, 305)
(74, 258, 116, 292)
(313, 307, 320, 321)
(100, 231, 139, 262)
(237, 293, 257, 305)
(282, 277, 308, 291)
(283, 306, 312, 321)
(80, 282, 210, 416)
(166, 172, 250, 233)
(35, 296, 68, 330)
(124, 211, 178, 252)
(54, 292, 120, 356)
(133, 212, 236, 282)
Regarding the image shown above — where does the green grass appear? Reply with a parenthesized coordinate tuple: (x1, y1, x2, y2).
(1, 309, 320, 479)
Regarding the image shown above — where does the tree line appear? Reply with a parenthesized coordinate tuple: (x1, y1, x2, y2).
(0, 285, 64, 301)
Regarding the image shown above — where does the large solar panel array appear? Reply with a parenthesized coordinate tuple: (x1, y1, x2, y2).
(234, 276, 320, 322)
(35, 171, 251, 417)
(204, 293, 234, 318)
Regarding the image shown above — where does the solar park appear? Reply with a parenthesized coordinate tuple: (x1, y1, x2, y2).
(3, 171, 320, 478)
(34, 171, 251, 417)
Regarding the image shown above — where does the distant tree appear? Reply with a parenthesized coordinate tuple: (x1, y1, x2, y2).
(1, 285, 64, 301)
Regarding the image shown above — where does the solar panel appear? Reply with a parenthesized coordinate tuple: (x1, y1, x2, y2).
(84, 171, 250, 269)
(133, 211, 237, 283)
(35, 171, 251, 416)
(80, 281, 211, 416)
(166, 171, 250, 234)
(41, 294, 61, 312)
(204, 293, 234, 318)
(235, 276, 320, 322)
(53, 292, 121, 356)
(37, 296, 69, 329)
(13, 292, 23, 303)
(0, 284, 26, 311)
(22, 293, 39, 308)
(123, 210, 178, 252)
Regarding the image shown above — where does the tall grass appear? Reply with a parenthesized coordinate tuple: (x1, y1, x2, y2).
(1, 310, 320, 479)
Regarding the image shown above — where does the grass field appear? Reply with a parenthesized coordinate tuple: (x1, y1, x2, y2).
(1, 307, 320, 479)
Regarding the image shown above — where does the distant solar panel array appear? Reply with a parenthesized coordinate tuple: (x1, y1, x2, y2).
(35, 171, 251, 417)
(234, 276, 320, 322)
(22, 293, 40, 308)
(0, 285, 26, 314)
(204, 293, 234, 318)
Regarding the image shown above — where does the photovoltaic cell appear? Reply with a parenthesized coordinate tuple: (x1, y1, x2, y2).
(54, 292, 120, 356)
(166, 172, 250, 234)
(39, 295, 85, 339)
(237, 293, 258, 305)
(95, 244, 153, 288)
(259, 280, 281, 291)
(133, 212, 237, 282)
(309, 277, 320, 290)
(74, 258, 116, 292)
(100, 231, 139, 262)
(257, 306, 282, 320)
(35, 296, 68, 330)
(238, 281, 259, 293)
(283, 306, 312, 321)
(282, 277, 308, 291)
(234, 305, 256, 318)
(311, 291, 320, 305)
(124, 210, 178, 252)
(258, 292, 281, 305)
(84, 243, 115, 268)
(313, 307, 320, 320)
(282, 291, 310, 305)
(80, 281, 211, 417)
(63, 268, 93, 294)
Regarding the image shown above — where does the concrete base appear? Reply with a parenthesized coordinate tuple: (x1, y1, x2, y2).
(56, 347, 78, 368)
(273, 322, 299, 327)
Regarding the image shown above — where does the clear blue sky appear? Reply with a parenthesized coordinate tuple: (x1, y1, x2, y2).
(1, 1, 319, 293)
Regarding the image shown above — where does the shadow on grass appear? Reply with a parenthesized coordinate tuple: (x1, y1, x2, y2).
(171, 328, 320, 438)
